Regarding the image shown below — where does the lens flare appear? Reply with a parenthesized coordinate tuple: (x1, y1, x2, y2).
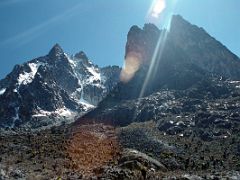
(120, 51, 142, 83)
(151, 0, 166, 18)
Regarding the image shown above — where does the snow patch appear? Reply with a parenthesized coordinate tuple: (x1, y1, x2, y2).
(18, 62, 45, 85)
(79, 91, 95, 110)
(86, 66, 101, 82)
(229, 81, 240, 84)
(68, 58, 77, 68)
(32, 107, 73, 118)
(32, 109, 51, 117)
(11, 107, 20, 128)
(0, 88, 6, 95)
(66, 53, 76, 67)
(18, 72, 33, 85)
(55, 108, 72, 117)
(70, 87, 95, 111)
(68, 54, 106, 90)
(79, 96, 95, 110)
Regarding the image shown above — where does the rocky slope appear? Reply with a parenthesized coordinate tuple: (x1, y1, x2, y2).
(0, 44, 120, 129)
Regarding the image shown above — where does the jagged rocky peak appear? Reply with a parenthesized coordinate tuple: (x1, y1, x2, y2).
(48, 43, 65, 59)
(74, 51, 88, 60)
(169, 15, 211, 45)
(127, 25, 142, 38)
(143, 23, 160, 34)
(170, 15, 191, 28)
(169, 15, 240, 80)
(170, 15, 211, 38)
(74, 51, 94, 67)
(125, 23, 160, 63)
(85, 14, 240, 116)
(0, 43, 121, 129)
(125, 15, 240, 80)
(128, 23, 159, 36)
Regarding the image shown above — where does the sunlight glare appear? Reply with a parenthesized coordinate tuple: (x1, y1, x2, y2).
(151, 0, 166, 18)
(120, 52, 142, 83)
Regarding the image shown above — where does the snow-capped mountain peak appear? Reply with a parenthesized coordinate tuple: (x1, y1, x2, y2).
(17, 62, 46, 86)
(0, 44, 121, 129)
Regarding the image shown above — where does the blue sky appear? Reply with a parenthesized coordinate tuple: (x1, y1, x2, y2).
(0, 0, 239, 79)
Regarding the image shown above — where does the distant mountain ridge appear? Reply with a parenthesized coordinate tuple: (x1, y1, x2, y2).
(0, 44, 120, 129)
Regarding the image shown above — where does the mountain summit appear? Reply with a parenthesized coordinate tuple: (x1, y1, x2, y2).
(48, 43, 65, 59)
(123, 15, 240, 94)
(169, 15, 240, 79)
(78, 15, 240, 126)
(0, 45, 120, 129)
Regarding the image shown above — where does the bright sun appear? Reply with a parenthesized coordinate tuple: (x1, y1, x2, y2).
(151, 0, 166, 18)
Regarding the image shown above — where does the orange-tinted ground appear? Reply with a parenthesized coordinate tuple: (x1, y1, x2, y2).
(66, 124, 121, 175)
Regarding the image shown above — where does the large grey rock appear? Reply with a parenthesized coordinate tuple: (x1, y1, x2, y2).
(119, 148, 167, 172)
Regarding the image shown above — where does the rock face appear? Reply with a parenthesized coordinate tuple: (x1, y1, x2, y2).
(120, 15, 240, 97)
(0, 44, 120, 129)
(169, 15, 240, 80)
(79, 15, 240, 125)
